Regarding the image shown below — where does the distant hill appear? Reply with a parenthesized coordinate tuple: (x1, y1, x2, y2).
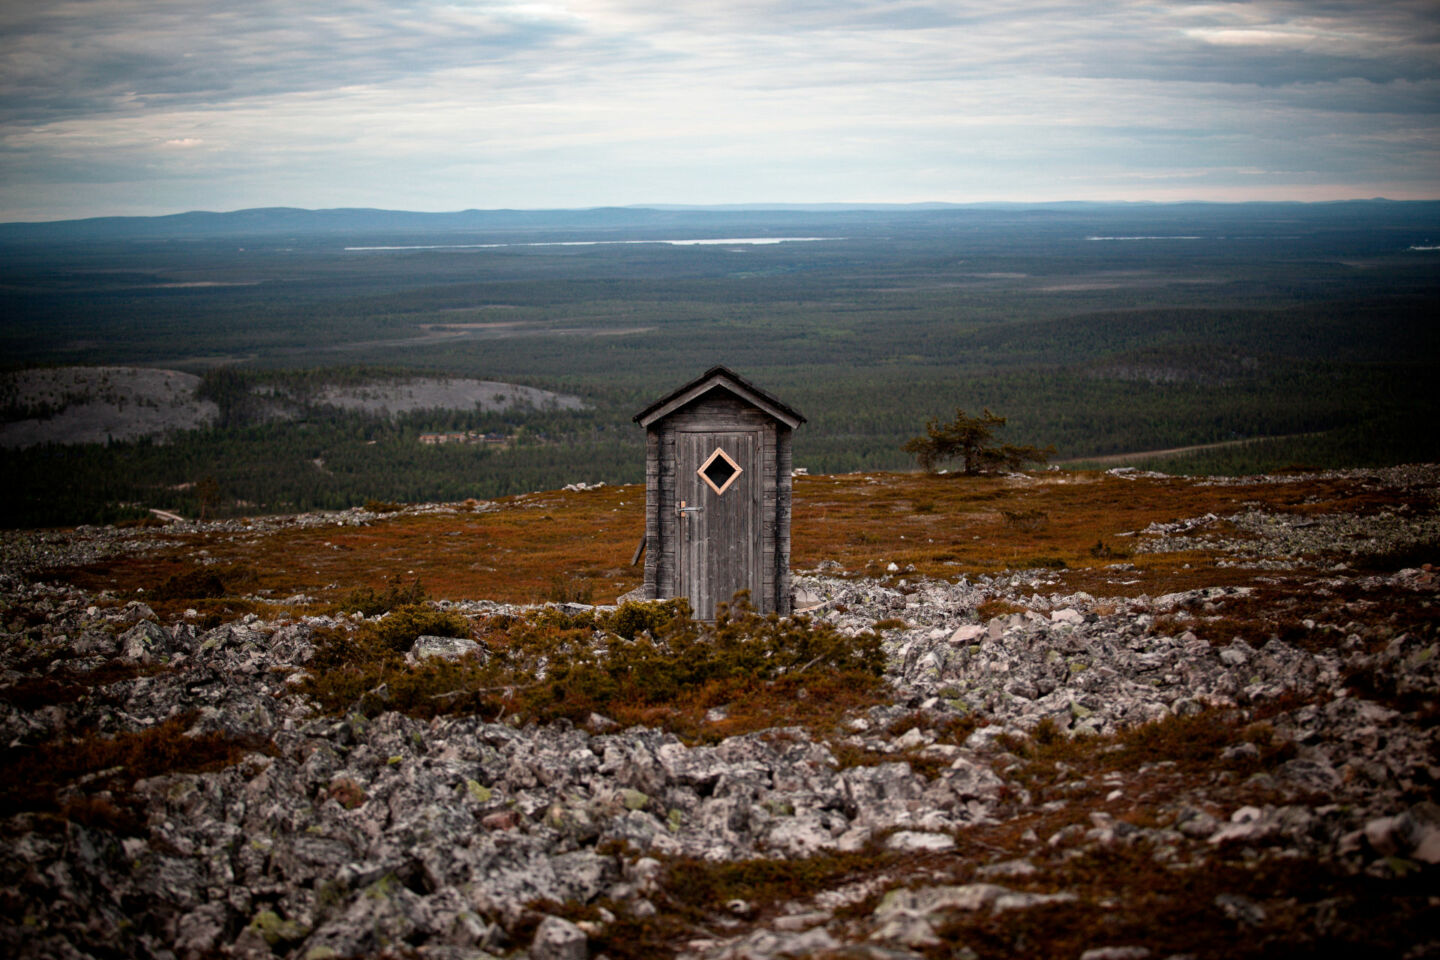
(3, 200, 1437, 242)
(0, 206, 690, 242)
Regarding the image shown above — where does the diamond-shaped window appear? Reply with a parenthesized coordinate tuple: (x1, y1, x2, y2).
(698, 446, 742, 495)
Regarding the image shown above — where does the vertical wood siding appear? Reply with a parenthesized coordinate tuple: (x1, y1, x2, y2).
(642, 391, 796, 618)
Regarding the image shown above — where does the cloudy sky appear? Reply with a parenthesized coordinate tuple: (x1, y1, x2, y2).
(2, 0, 1437, 221)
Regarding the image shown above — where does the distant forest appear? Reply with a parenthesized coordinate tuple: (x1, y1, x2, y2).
(2, 202, 1437, 527)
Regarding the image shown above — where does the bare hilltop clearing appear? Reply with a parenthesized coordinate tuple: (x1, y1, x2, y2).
(0, 366, 217, 448)
(313, 378, 585, 417)
(1, 465, 1437, 959)
(0, 366, 586, 449)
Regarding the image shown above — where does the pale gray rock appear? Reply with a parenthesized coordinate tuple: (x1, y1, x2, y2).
(119, 619, 169, 662)
(993, 890, 1076, 911)
(1174, 806, 1220, 839)
(975, 858, 1038, 879)
(884, 830, 956, 852)
(874, 883, 1010, 917)
(409, 634, 482, 663)
(1364, 812, 1420, 857)
(1218, 642, 1251, 667)
(871, 911, 941, 948)
(267, 621, 316, 664)
(1214, 893, 1266, 927)
(529, 915, 587, 960)
(67, 627, 120, 657)
(1275, 757, 1341, 794)
(173, 903, 230, 956)
(772, 911, 831, 932)
(766, 814, 843, 857)
(717, 925, 839, 959)
(949, 624, 985, 643)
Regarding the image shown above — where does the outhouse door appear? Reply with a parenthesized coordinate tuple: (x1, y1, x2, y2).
(676, 429, 762, 619)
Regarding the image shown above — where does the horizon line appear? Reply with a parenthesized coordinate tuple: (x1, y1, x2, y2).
(5, 196, 1439, 227)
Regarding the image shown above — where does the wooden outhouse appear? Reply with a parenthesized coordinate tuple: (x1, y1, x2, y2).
(634, 367, 805, 619)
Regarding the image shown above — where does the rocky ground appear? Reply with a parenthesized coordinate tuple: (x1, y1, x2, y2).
(1, 467, 1438, 959)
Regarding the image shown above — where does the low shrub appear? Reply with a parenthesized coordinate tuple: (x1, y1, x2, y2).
(341, 577, 428, 617)
(307, 625, 401, 672)
(543, 575, 594, 604)
(1001, 508, 1049, 531)
(0, 662, 164, 710)
(327, 778, 368, 810)
(1089, 539, 1131, 560)
(663, 849, 893, 912)
(151, 569, 228, 601)
(608, 599, 690, 640)
(1344, 536, 1439, 573)
(373, 603, 470, 652)
(999, 707, 1300, 797)
(0, 713, 273, 828)
(299, 593, 887, 738)
(976, 599, 1026, 621)
(116, 515, 168, 529)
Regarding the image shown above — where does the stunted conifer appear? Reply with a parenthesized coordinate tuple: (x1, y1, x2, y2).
(903, 407, 1053, 474)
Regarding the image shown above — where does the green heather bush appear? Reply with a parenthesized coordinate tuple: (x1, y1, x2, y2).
(608, 598, 690, 640)
(0, 712, 273, 827)
(305, 625, 395, 673)
(151, 569, 228, 601)
(341, 577, 428, 617)
(543, 575, 595, 604)
(373, 603, 470, 652)
(300, 593, 885, 733)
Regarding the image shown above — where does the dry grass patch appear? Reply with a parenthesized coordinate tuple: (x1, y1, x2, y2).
(1149, 575, 1438, 653)
(0, 712, 274, 831)
(997, 710, 1300, 803)
(44, 469, 1433, 611)
(622, 670, 888, 744)
(791, 470, 1359, 587)
(975, 599, 1026, 621)
(924, 844, 1434, 960)
(58, 484, 647, 605)
(523, 847, 907, 960)
(0, 661, 168, 711)
(830, 710, 984, 779)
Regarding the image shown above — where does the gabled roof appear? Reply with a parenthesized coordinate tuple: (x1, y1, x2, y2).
(634, 365, 805, 429)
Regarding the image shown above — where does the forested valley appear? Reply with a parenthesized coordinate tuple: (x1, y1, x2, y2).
(2, 202, 1437, 526)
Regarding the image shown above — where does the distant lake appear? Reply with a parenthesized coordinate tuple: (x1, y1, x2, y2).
(344, 237, 840, 251)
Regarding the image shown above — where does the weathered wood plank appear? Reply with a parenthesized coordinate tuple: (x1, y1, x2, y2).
(638, 379, 798, 618)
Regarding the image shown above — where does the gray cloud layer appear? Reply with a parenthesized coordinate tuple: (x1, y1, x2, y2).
(2, 0, 1437, 219)
(0, 1, 581, 123)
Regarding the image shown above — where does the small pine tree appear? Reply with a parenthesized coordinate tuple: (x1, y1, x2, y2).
(903, 407, 1054, 474)
(194, 475, 221, 520)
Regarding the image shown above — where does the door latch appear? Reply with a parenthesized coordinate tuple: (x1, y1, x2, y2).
(676, 500, 703, 517)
